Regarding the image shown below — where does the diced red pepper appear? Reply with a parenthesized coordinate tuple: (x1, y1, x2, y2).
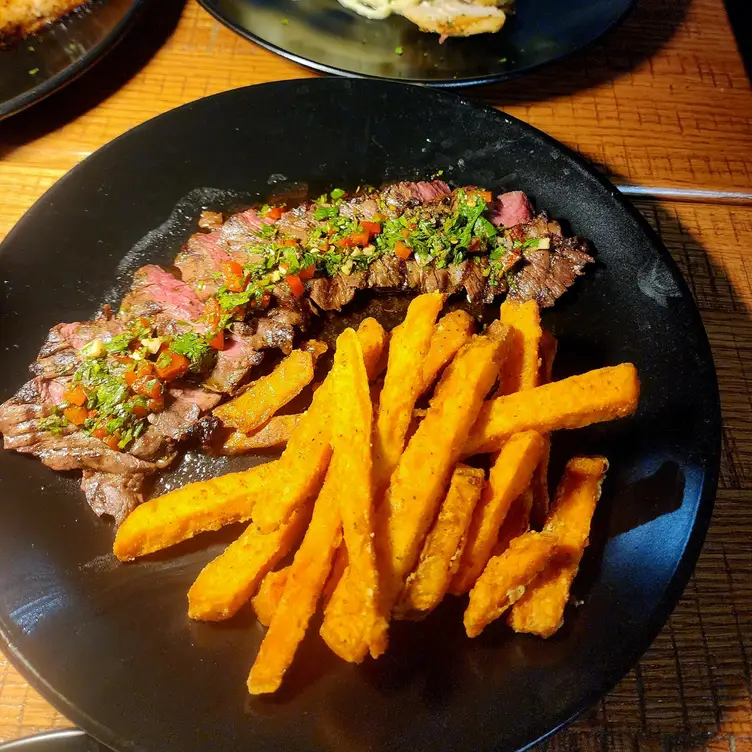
(131, 404, 150, 418)
(476, 190, 493, 203)
(63, 385, 87, 407)
(360, 221, 381, 236)
(220, 260, 244, 278)
(286, 274, 305, 298)
(92, 425, 107, 440)
(265, 206, 286, 220)
(208, 330, 225, 351)
(104, 433, 121, 451)
(282, 238, 299, 247)
(63, 406, 88, 426)
(132, 376, 164, 399)
(299, 264, 316, 280)
(401, 228, 411, 238)
(112, 354, 134, 364)
(154, 350, 190, 381)
(394, 241, 413, 260)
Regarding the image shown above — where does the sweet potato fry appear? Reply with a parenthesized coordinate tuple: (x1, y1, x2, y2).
(252, 568, 289, 626)
(379, 326, 509, 610)
(509, 456, 609, 637)
(358, 317, 389, 380)
(396, 464, 485, 618)
(372, 293, 444, 493)
(218, 415, 301, 454)
(319, 329, 387, 661)
(530, 331, 557, 528)
(248, 470, 343, 694)
(450, 431, 545, 594)
(496, 300, 542, 395)
(494, 488, 534, 557)
(113, 461, 276, 561)
(464, 531, 557, 638)
(188, 506, 309, 621)
(462, 363, 640, 456)
(419, 310, 476, 396)
(252, 322, 388, 533)
(213, 349, 315, 433)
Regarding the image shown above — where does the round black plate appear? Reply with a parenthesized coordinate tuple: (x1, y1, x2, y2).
(0, 0, 145, 120)
(0, 730, 104, 752)
(198, 0, 635, 86)
(0, 79, 720, 752)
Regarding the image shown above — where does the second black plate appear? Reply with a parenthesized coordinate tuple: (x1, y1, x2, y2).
(0, 0, 145, 120)
(198, 0, 634, 85)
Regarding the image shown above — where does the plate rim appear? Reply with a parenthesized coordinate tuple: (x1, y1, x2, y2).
(0, 78, 722, 752)
(0, 0, 148, 121)
(0, 729, 92, 752)
(196, 0, 637, 87)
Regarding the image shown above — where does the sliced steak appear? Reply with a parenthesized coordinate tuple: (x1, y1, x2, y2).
(381, 180, 451, 211)
(367, 256, 405, 288)
(278, 204, 317, 242)
(120, 265, 204, 326)
(80, 470, 147, 525)
(489, 191, 534, 228)
(218, 208, 272, 256)
(507, 238, 593, 307)
(308, 271, 368, 311)
(202, 336, 263, 394)
(174, 231, 231, 301)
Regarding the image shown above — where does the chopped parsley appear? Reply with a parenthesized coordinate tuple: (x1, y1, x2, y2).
(171, 331, 213, 372)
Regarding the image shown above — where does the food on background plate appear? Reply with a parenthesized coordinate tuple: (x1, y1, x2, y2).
(0, 180, 593, 524)
(0, 0, 88, 42)
(112, 293, 640, 695)
(337, 0, 512, 40)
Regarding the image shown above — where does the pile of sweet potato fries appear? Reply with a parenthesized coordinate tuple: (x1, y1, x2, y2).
(112, 294, 640, 695)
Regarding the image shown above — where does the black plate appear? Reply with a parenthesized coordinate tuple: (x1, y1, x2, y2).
(0, 0, 145, 120)
(198, 0, 635, 86)
(0, 79, 720, 752)
(0, 730, 103, 752)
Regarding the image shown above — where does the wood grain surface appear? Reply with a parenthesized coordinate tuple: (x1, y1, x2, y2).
(1, 0, 751, 747)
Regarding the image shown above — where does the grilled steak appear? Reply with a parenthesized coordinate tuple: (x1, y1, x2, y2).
(0, 180, 593, 524)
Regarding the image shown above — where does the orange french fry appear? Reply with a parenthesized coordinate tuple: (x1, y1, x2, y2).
(187, 506, 309, 621)
(530, 331, 558, 528)
(395, 464, 485, 618)
(496, 300, 542, 396)
(319, 329, 387, 662)
(247, 470, 342, 695)
(463, 364, 640, 456)
(450, 431, 545, 594)
(372, 293, 444, 494)
(218, 415, 301, 454)
(213, 349, 314, 433)
(464, 531, 557, 638)
(509, 456, 609, 638)
(252, 568, 289, 627)
(419, 309, 476, 396)
(113, 461, 276, 561)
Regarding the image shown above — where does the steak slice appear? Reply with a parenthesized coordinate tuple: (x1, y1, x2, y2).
(308, 271, 368, 311)
(507, 237, 593, 307)
(120, 265, 204, 328)
(174, 231, 232, 301)
(80, 471, 147, 525)
(489, 191, 534, 228)
(203, 336, 264, 394)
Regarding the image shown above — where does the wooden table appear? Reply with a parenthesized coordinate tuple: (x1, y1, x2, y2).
(1, 0, 751, 748)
